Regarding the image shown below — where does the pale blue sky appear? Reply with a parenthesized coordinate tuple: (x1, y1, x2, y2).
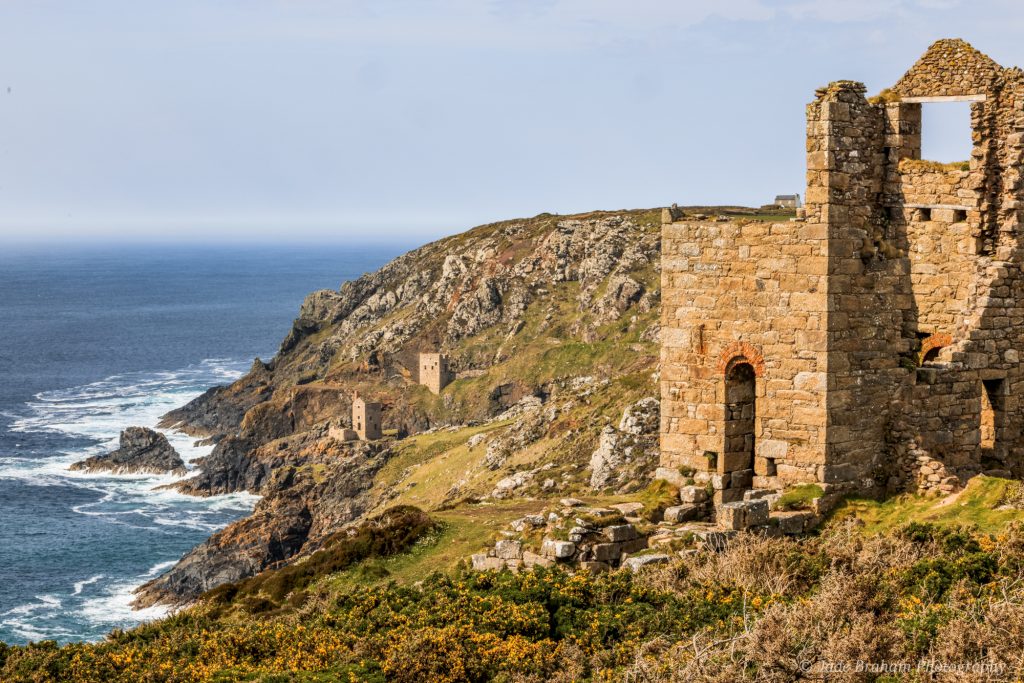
(0, 0, 1021, 243)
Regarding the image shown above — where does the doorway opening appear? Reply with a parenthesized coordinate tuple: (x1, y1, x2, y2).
(723, 362, 756, 484)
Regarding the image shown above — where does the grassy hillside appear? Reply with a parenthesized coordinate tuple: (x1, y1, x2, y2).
(8, 477, 1024, 681)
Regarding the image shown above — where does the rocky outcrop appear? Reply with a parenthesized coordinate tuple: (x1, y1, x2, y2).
(589, 397, 660, 491)
(71, 427, 186, 476)
(135, 435, 391, 608)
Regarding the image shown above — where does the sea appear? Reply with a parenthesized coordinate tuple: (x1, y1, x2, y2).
(0, 242, 400, 644)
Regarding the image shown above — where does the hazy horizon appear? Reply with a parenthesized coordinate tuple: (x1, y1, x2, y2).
(1, 1, 1021, 244)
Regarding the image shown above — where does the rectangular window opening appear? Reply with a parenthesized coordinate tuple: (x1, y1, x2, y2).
(917, 207, 932, 222)
(953, 209, 968, 223)
(921, 101, 974, 164)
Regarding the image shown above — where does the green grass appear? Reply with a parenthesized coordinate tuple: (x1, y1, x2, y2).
(832, 476, 1024, 534)
(776, 484, 824, 511)
(319, 502, 549, 591)
(637, 479, 679, 522)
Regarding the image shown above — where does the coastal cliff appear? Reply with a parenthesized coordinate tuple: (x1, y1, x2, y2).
(136, 209, 664, 607)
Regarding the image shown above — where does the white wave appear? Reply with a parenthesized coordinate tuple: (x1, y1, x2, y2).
(78, 566, 174, 626)
(73, 576, 105, 596)
(0, 358, 261, 641)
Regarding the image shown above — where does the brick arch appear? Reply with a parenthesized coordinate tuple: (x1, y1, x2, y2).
(919, 332, 953, 364)
(716, 342, 765, 377)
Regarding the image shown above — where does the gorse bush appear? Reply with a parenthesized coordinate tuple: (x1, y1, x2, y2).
(8, 519, 1024, 681)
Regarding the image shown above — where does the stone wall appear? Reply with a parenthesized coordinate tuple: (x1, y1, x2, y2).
(660, 212, 830, 502)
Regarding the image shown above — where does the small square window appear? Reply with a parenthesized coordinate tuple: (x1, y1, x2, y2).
(918, 208, 932, 221)
(953, 209, 968, 223)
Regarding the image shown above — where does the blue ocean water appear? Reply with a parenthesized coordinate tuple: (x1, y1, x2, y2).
(0, 243, 399, 644)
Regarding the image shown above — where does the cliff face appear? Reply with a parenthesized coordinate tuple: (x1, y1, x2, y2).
(137, 209, 664, 607)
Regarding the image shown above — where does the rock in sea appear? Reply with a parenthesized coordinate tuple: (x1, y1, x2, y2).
(70, 426, 187, 476)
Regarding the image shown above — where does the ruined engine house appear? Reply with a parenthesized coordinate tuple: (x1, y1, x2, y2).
(660, 39, 1024, 504)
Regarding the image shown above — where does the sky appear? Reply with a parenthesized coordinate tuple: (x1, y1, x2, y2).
(0, 0, 1021, 244)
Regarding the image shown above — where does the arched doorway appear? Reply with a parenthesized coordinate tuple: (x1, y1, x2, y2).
(724, 361, 756, 479)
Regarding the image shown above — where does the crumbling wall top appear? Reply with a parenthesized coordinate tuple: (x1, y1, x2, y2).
(892, 39, 1004, 99)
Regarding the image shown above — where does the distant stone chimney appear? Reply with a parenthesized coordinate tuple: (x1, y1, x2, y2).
(352, 392, 382, 441)
(419, 352, 452, 394)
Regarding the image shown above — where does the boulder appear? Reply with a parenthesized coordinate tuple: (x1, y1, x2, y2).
(618, 397, 660, 435)
(588, 427, 623, 489)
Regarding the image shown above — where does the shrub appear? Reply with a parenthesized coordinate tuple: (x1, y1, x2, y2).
(205, 505, 436, 610)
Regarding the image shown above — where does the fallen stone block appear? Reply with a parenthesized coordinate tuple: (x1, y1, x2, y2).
(679, 485, 709, 504)
(494, 539, 523, 560)
(471, 554, 506, 571)
(695, 530, 735, 551)
(771, 510, 813, 535)
(541, 539, 576, 560)
(744, 499, 770, 527)
(719, 499, 769, 530)
(717, 502, 747, 530)
(620, 537, 649, 554)
(592, 543, 622, 562)
(663, 504, 700, 524)
(622, 554, 672, 571)
(522, 551, 553, 568)
(603, 524, 638, 543)
(560, 498, 585, 507)
(611, 502, 645, 517)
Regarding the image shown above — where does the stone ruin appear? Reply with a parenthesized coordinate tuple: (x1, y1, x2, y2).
(660, 39, 1024, 519)
(328, 392, 384, 441)
(418, 352, 452, 394)
(353, 392, 382, 441)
